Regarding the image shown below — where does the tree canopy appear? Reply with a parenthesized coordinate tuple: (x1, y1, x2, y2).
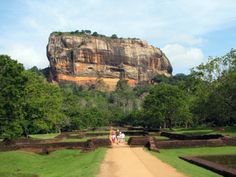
(0, 49, 235, 139)
(143, 83, 191, 128)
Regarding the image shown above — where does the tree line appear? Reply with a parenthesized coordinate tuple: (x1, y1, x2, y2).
(52, 29, 140, 40)
(52, 29, 119, 39)
(0, 49, 235, 140)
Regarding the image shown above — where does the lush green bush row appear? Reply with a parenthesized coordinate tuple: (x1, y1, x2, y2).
(0, 49, 235, 139)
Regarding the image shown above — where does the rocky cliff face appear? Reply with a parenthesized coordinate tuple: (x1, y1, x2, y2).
(47, 33, 172, 90)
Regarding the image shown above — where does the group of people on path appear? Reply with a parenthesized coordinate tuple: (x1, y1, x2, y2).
(109, 127, 125, 144)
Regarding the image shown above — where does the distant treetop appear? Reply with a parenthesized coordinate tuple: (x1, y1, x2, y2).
(51, 30, 140, 40)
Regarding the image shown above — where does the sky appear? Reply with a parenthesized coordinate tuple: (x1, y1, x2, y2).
(0, 0, 236, 74)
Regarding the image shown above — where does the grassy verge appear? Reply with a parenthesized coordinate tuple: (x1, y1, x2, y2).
(61, 135, 109, 142)
(169, 126, 236, 137)
(125, 136, 130, 142)
(60, 138, 88, 142)
(150, 146, 236, 177)
(85, 131, 109, 134)
(155, 136, 169, 140)
(170, 129, 215, 135)
(0, 148, 106, 177)
(29, 133, 60, 139)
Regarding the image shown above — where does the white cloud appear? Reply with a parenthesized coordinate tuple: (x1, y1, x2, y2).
(2, 44, 48, 69)
(170, 34, 205, 46)
(162, 44, 205, 74)
(19, 0, 236, 40)
(0, 0, 236, 72)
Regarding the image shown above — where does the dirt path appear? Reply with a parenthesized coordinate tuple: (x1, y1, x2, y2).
(97, 144, 187, 177)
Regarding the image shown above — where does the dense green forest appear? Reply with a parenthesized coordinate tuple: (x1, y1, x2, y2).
(0, 49, 236, 140)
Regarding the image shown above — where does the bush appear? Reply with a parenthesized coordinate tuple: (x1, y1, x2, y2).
(111, 34, 118, 39)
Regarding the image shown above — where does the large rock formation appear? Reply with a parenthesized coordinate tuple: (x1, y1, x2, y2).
(47, 33, 172, 90)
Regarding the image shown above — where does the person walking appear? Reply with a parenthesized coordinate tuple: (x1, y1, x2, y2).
(116, 129, 120, 144)
(109, 127, 116, 144)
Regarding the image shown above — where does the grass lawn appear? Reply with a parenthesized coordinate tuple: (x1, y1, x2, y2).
(125, 136, 130, 142)
(61, 135, 109, 142)
(86, 131, 109, 134)
(90, 135, 109, 139)
(169, 126, 236, 137)
(29, 133, 60, 139)
(170, 129, 215, 135)
(60, 138, 88, 142)
(155, 136, 169, 140)
(0, 148, 106, 177)
(151, 146, 236, 177)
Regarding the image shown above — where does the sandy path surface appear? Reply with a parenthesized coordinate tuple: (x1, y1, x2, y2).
(97, 144, 187, 177)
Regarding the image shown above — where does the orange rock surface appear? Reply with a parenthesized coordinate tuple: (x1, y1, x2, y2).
(47, 33, 172, 90)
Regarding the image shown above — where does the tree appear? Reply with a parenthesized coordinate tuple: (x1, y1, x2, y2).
(143, 83, 191, 129)
(123, 109, 145, 126)
(203, 63, 236, 126)
(190, 49, 236, 126)
(116, 80, 130, 91)
(152, 74, 170, 83)
(191, 49, 236, 83)
(0, 55, 27, 140)
(84, 30, 91, 35)
(114, 80, 136, 115)
(111, 34, 118, 39)
(92, 32, 99, 37)
(94, 78, 109, 92)
(60, 88, 82, 131)
(221, 69, 236, 124)
(23, 71, 64, 134)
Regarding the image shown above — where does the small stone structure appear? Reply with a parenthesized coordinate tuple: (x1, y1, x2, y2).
(127, 136, 236, 149)
(0, 138, 111, 153)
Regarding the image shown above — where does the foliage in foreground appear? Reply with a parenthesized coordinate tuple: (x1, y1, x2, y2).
(0, 55, 63, 139)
